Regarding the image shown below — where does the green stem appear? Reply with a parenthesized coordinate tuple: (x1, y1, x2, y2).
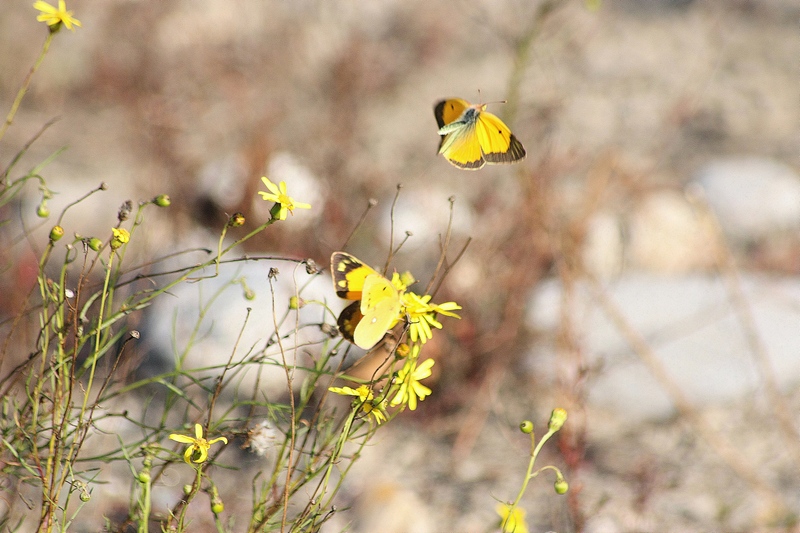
(0, 32, 54, 144)
(79, 249, 114, 420)
(503, 427, 558, 529)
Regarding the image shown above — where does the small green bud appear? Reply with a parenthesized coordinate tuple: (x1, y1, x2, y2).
(554, 477, 569, 495)
(79, 490, 91, 502)
(153, 194, 171, 207)
(49, 225, 64, 242)
(211, 497, 224, 514)
(228, 212, 245, 227)
(87, 238, 103, 252)
(183, 484, 192, 496)
(519, 420, 534, 434)
(548, 408, 567, 432)
(289, 296, 301, 310)
(137, 471, 151, 484)
(37, 202, 50, 218)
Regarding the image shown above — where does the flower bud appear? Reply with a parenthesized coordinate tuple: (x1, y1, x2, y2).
(37, 202, 50, 218)
(137, 471, 151, 484)
(228, 212, 245, 227)
(153, 194, 171, 207)
(305, 259, 320, 275)
(79, 490, 91, 502)
(395, 343, 410, 358)
(548, 408, 567, 432)
(87, 238, 103, 252)
(289, 296, 301, 310)
(49, 225, 64, 242)
(118, 200, 133, 222)
(399, 271, 416, 289)
(211, 497, 224, 514)
(519, 420, 534, 434)
(554, 476, 569, 495)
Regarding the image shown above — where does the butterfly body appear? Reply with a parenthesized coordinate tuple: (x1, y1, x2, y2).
(331, 252, 402, 350)
(434, 98, 526, 170)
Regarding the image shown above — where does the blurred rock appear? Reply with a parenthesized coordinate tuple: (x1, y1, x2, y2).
(351, 482, 436, 533)
(528, 273, 800, 421)
(693, 157, 800, 241)
(583, 211, 625, 279)
(628, 190, 715, 274)
(584, 191, 715, 277)
(141, 259, 351, 396)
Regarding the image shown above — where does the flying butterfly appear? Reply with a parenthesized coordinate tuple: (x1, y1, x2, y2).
(434, 97, 526, 170)
(331, 252, 402, 350)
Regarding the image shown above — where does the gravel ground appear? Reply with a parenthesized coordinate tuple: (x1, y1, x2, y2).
(1, 0, 798, 531)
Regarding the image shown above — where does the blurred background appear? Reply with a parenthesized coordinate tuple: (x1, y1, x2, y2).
(1, 0, 799, 530)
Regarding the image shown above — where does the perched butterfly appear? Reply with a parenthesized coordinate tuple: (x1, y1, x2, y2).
(434, 98, 526, 170)
(331, 252, 402, 350)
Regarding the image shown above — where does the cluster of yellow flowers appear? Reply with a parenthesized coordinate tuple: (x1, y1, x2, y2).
(331, 268, 462, 424)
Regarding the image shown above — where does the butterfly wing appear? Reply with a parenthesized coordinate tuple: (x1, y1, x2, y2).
(353, 273, 402, 349)
(438, 124, 485, 169)
(434, 98, 470, 129)
(476, 111, 526, 164)
(435, 102, 486, 170)
(331, 252, 381, 300)
(336, 300, 363, 344)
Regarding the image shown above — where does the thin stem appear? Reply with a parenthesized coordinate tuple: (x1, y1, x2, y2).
(0, 32, 54, 144)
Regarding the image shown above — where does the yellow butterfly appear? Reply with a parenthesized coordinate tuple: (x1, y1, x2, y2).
(434, 98, 526, 170)
(331, 252, 402, 350)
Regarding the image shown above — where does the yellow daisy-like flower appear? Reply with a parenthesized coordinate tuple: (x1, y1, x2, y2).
(33, 0, 81, 31)
(402, 292, 461, 344)
(169, 424, 228, 464)
(496, 503, 529, 533)
(329, 385, 387, 424)
(390, 356, 434, 411)
(258, 176, 311, 220)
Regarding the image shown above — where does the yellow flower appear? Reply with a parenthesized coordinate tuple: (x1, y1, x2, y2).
(110, 227, 130, 250)
(393, 271, 415, 291)
(258, 177, 311, 220)
(496, 503, 529, 533)
(390, 356, 434, 411)
(33, 0, 81, 31)
(329, 385, 387, 424)
(402, 292, 461, 344)
(169, 424, 228, 464)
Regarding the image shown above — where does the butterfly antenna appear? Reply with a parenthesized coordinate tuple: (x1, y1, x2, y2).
(475, 89, 507, 108)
